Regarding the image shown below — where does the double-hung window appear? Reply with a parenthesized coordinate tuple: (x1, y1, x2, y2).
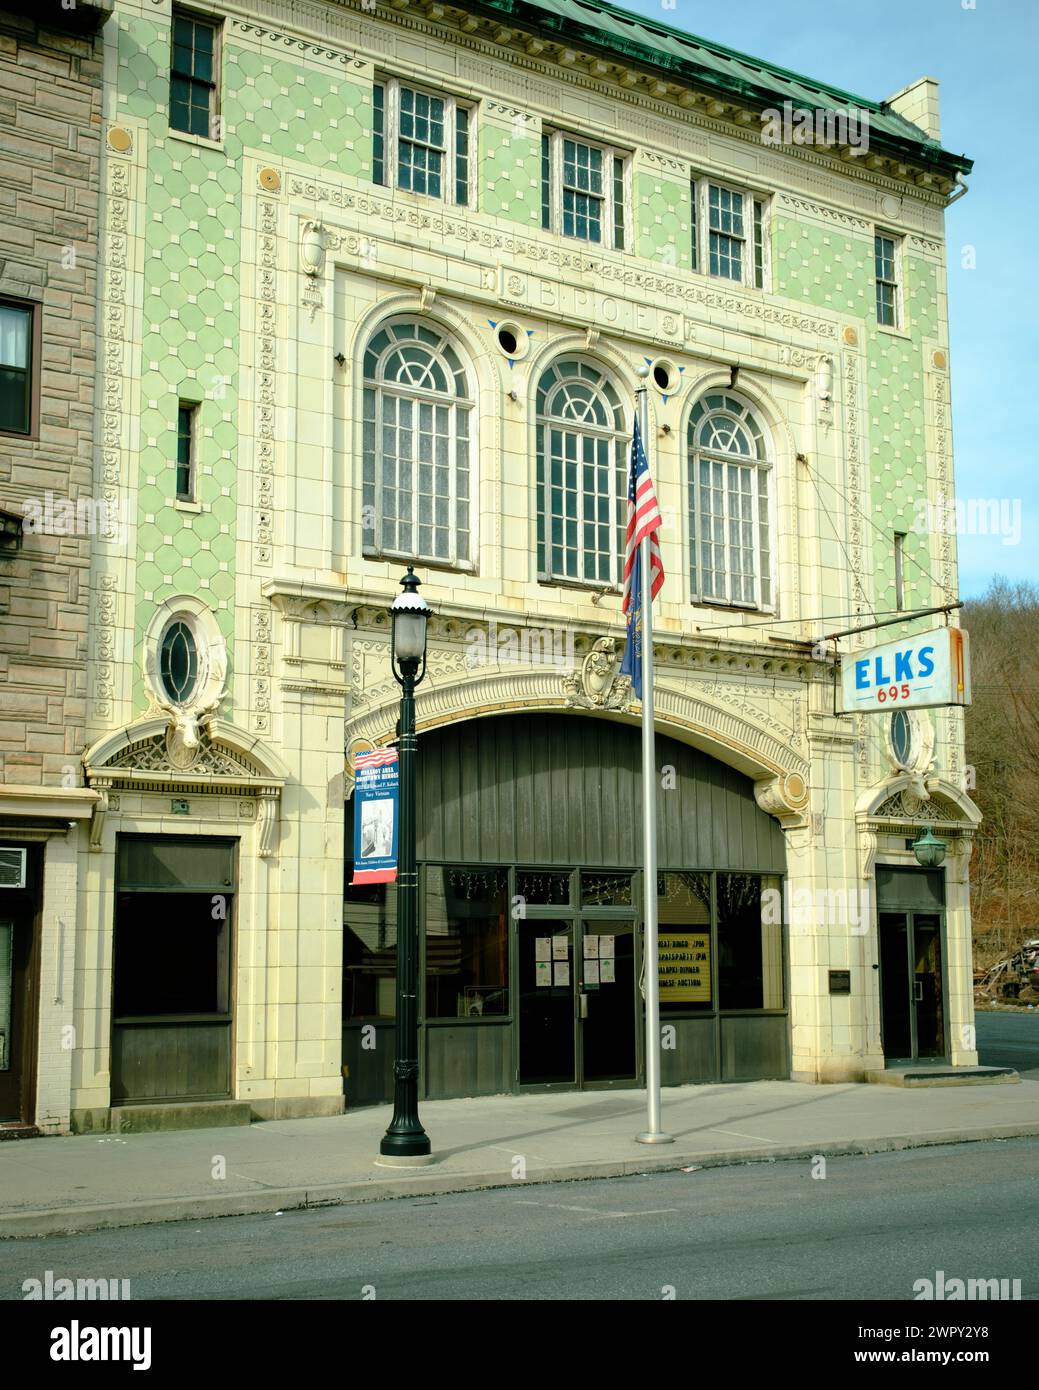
(690, 177, 768, 289)
(874, 230, 902, 328)
(372, 77, 472, 206)
(170, 9, 220, 139)
(541, 131, 627, 250)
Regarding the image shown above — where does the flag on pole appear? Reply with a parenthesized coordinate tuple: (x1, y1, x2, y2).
(619, 416, 664, 700)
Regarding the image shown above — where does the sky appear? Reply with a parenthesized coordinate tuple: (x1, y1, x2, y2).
(617, 0, 1038, 598)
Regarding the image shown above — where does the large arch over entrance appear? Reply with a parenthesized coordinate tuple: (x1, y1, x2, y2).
(343, 712, 790, 1105)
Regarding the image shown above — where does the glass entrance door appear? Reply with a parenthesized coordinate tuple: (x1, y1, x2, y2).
(518, 920, 575, 1085)
(578, 919, 637, 1083)
(879, 910, 945, 1061)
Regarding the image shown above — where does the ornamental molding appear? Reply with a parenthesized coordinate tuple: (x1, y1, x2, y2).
(776, 193, 871, 233)
(343, 665, 810, 797)
(561, 637, 633, 712)
(229, 17, 367, 70)
(855, 772, 981, 879)
(84, 718, 289, 856)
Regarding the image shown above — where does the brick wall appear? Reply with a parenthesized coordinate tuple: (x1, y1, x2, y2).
(0, 6, 106, 788)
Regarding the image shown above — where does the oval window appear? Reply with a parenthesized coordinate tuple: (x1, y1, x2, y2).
(890, 709, 914, 768)
(159, 619, 199, 704)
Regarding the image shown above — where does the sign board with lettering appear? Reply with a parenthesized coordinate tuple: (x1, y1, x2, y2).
(838, 626, 970, 713)
(351, 749, 399, 885)
(658, 932, 711, 1003)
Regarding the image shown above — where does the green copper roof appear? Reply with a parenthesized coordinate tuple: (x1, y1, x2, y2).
(472, 0, 972, 175)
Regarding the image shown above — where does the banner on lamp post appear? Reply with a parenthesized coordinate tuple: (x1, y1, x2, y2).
(351, 748, 399, 884)
(838, 626, 971, 713)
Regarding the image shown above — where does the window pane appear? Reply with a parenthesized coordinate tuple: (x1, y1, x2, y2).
(0, 366, 30, 434)
(455, 105, 469, 206)
(516, 869, 570, 906)
(0, 305, 30, 368)
(372, 83, 385, 185)
(689, 179, 698, 271)
(717, 873, 784, 1009)
(425, 867, 509, 1019)
(658, 872, 712, 1013)
(541, 133, 551, 228)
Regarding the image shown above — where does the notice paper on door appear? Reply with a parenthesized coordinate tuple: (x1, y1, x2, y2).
(598, 935, 614, 958)
(583, 935, 598, 958)
(585, 959, 600, 985)
(553, 961, 570, 986)
(600, 958, 615, 984)
(535, 961, 552, 987)
(535, 937, 551, 962)
(552, 937, 569, 961)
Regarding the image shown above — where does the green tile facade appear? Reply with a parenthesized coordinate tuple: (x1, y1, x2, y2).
(480, 121, 542, 225)
(634, 170, 690, 269)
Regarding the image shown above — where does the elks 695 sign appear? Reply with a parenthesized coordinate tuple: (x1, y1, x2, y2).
(839, 626, 971, 713)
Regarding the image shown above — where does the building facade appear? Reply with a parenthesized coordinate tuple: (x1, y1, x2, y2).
(20, 0, 982, 1131)
(0, 0, 111, 1132)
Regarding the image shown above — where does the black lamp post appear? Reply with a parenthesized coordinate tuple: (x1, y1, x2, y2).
(379, 567, 433, 1161)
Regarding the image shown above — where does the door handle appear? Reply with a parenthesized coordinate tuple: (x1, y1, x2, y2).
(913, 980, 924, 1002)
(579, 993, 588, 1019)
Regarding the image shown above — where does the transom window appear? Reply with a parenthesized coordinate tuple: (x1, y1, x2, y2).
(875, 231, 901, 327)
(690, 178, 768, 289)
(362, 320, 473, 568)
(688, 394, 773, 609)
(372, 77, 471, 207)
(159, 619, 200, 704)
(542, 131, 627, 249)
(170, 10, 220, 139)
(536, 361, 627, 586)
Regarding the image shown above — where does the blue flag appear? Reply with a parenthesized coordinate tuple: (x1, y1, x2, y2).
(620, 542, 644, 699)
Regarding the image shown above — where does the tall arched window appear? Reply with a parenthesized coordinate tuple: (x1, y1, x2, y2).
(536, 360, 627, 584)
(687, 392, 773, 608)
(362, 320, 473, 567)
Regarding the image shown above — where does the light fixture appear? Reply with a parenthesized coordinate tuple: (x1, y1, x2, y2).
(390, 566, 431, 677)
(912, 825, 946, 869)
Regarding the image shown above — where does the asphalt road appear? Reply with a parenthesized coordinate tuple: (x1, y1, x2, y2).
(976, 1009, 1039, 1079)
(1, 1138, 1035, 1301)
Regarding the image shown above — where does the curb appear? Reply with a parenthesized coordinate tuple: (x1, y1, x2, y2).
(3, 1121, 1039, 1238)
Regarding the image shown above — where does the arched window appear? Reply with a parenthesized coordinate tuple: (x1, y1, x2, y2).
(159, 618, 199, 704)
(536, 360, 627, 585)
(362, 320, 473, 567)
(687, 393, 772, 608)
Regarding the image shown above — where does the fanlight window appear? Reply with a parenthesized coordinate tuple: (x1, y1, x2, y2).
(688, 393, 772, 609)
(536, 360, 627, 585)
(362, 320, 473, 567)
(159, 619, 199, 704)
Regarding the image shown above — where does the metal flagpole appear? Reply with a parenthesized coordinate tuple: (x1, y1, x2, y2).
(635, 378, 673, 1145)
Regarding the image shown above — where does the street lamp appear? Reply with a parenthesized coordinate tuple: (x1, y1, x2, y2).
(912, 826, 947, 869)
(379, 567, 433, 1162)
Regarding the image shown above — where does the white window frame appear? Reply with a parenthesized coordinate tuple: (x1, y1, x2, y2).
(542, 129, 629, 251)
(690, 176, 770, 290)
(874, 227, 904, 329)
(376, 74, 473, 208)
(687, 394, 776, 612)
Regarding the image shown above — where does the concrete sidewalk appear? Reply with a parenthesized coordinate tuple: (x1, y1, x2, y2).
(3, 1078, 1039, 1238)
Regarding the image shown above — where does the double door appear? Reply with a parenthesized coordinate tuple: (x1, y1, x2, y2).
(517, 917, 637, 1086)
(879, 911, 945, 1060)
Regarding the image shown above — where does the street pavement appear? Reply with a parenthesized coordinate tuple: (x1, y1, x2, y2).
(2, 1057, 1039, 1238)
(976, 1008, 1039, 1080)
(1, 1139, 1035, 1300)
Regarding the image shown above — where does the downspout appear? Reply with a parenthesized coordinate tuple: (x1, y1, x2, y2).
(946, 171, 969, 204)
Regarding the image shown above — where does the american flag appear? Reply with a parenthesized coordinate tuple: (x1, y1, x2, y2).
(619, 416, 664, 700)
(622, 417, 664, 614)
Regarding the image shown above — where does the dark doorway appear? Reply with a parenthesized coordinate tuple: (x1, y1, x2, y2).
(877, 867, 946, 1062)
(0, 844, 40, 1124)
(112, 836, 236, 1103)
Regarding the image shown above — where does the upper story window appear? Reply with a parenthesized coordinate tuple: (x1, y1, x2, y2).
(0, 300, 36, 437)
(536, 360, 627, 586)
(875, 230, 902, 327)
(690, 178, 768, 289)
(159, 618, 200, 704)
(170, 9, 220, 139)
(176, 402, 197, 502)
(362, 320, 474, 569)
(541, 131, 627, 250)
(372, 78, 472, 206)
(688, 393, 773, 610)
